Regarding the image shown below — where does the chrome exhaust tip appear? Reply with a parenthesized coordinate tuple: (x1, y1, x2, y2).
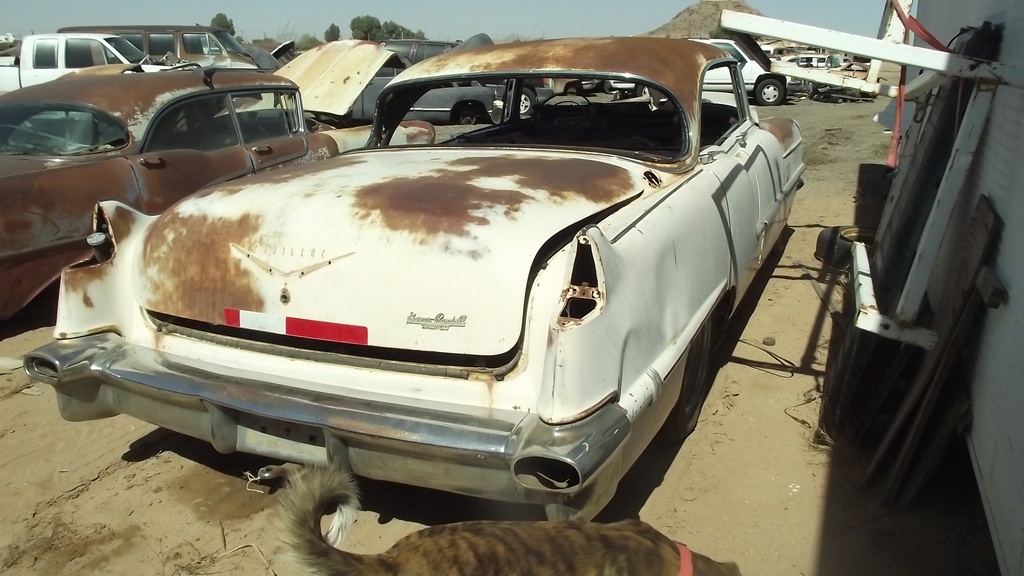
(24, 354, 61, 384)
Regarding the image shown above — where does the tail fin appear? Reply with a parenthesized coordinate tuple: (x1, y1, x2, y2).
(278, 466, 369, 575)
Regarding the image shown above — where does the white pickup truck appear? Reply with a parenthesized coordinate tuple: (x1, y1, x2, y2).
(693, 38, 792, 106)
(0, 33, 164, 92)
(606, 37, 793, 106)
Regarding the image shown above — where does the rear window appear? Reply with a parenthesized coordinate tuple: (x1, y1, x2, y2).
(148, 33, 175, 57)
(33, 39, 58, 69)
(0, 105, 128, 155)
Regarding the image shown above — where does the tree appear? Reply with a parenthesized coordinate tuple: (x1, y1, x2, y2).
(381, 20, 424, 40)
(295, 34, 321, 51)
(350, 15, 383, 41)
(325, 23, 341, 42)
(210, 13, 235, 36)
(350, 15, 425, 42)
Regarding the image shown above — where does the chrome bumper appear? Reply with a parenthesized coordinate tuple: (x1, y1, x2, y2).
(25, 333, 630, 519)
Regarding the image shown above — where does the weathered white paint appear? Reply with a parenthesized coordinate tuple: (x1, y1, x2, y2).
(911, 2, 1024, 574)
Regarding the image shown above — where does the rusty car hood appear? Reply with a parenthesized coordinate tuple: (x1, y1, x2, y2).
(277, 40, 404, 117)
(135, 148, 646, 357)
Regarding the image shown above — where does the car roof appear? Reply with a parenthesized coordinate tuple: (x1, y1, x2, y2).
(0, 69, 296, 142)
(58, 25, 230, 33)
(393, 36, 728, 117)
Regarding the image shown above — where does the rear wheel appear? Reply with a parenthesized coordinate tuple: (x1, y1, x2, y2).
(451, 103, 480, 125)
(754, 77, 785, 106)
(662, 320, 714, 443)
(519, 87, 536, 117)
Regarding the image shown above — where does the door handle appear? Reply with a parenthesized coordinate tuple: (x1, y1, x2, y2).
(251, 145, 272, 154)
(138, 155, 164, 167)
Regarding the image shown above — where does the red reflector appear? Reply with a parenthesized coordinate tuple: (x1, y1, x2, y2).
(222, 308, 368, 345)
(286, 316, 368, 345)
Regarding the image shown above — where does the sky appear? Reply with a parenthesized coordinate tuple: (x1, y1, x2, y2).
(3, 0, 885, 42)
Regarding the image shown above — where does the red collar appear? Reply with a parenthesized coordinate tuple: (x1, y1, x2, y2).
(677, 543, 693, 576)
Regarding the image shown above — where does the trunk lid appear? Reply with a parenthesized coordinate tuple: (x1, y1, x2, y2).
(136, 148, 645, 357)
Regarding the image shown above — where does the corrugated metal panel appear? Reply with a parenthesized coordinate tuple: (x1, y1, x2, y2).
(916, 2, 1024, 574)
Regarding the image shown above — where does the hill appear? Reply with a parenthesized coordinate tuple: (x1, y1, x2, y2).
(645, 0, 761, 38)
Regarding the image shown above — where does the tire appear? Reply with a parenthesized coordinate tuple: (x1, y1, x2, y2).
(814, 226, 876, 269)
(451, 104, 479, 125)
(661, 320, 713, 443)
(519, 88, 536, 117)
(754, 77, 785, 106)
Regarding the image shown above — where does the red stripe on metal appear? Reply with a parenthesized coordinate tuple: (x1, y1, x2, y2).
(286, 316, 368, 345)
(224, 308, 241, 327)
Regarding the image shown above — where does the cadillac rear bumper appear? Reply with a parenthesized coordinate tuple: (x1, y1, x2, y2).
(25, 333, 630, 519)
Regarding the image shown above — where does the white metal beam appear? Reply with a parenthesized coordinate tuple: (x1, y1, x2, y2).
(869, 0, 913, 84)
(893, 86, 995, 323)
(852, 242, 937, 349)
(721, 11, 1024, 88)
(772, 63, 900, 98)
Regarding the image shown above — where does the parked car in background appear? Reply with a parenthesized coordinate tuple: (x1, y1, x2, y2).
(603, 38, 792, 106)
(281, 40, 497, 125)
(693, 38, 792, 106)
(58, 25, 258, 69)
(0, 43, 433, 320)
(26, 36, 803, 522)
(0, 33, 165, 92)
(381, 38, 459, 64)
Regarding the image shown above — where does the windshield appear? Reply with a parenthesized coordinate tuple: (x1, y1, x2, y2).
(212, 30, 245, 54)
(106, 36, 147, 64)
(0, 104, 129, 156)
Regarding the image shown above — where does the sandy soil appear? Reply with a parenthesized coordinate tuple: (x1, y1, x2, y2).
(0, 96, 999, 576)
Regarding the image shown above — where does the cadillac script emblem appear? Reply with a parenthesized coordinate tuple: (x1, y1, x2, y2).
(407, 312, 468, 331)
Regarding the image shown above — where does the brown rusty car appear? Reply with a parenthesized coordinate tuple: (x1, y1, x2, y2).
(0, 44, 431, 320)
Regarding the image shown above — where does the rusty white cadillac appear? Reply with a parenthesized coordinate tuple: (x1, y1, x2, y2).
(26, 37, 804, 520)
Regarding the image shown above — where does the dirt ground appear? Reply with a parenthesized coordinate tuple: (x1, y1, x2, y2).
(0, 95, 1000, 576)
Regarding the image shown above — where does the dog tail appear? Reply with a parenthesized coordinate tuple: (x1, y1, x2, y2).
(278, 466, 389, 576)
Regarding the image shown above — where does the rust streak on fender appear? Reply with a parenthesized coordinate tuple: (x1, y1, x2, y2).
(63, 262, 112, 309)
(759, 117, 799, 152)
(141, 212, 266, 322)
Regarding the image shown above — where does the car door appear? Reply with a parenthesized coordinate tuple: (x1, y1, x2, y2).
(699, 63, 773, 299)
(22, 38, 66, 87)
(230, 90, 310, 171)
(129, 93, 254, 213)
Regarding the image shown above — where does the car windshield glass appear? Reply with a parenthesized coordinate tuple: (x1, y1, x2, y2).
(212, 30, 245, 54)
(0, 104, 129, 155)
(107, 36, 147, 64)
(379, 74, 689, 162)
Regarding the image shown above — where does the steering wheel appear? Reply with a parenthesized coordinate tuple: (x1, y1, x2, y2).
(549, 94, 591, 106)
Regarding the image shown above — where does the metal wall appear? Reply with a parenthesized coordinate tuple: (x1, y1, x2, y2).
(915, 1, 1024, 574)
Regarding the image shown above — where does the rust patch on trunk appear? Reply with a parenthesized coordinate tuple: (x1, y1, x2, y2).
(449, 157, 635, 204)
(354, 177, 530, 241)
(352, 156, 637, 242)
(141, 212, 266, 322)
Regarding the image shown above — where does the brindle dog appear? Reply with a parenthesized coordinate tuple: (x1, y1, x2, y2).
(279, 466, 742, 576)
